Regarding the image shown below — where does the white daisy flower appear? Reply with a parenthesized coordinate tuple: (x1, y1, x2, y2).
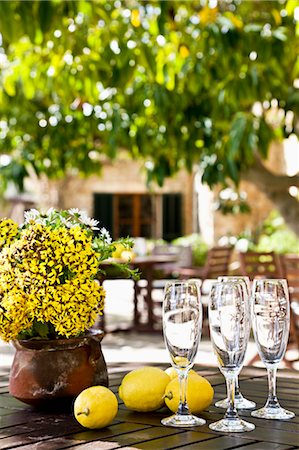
(46, 207, 55, 216)
(24, 209, 40, 223)
(79, 210, 88, 220)
(61, 217, 73, 228)
(100, 227, 112, 243)
(78, 211, 100, 230)
(86, 218, 100, 230)
(68, 208, 81, 216)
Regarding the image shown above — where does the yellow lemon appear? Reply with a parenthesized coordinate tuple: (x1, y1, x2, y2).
(173, 356, 190, 367)
(74, 386, 118, 429)
(119, 366, 170, 412)
(112, 243, 125, 258)
(164, 373, 214, 414)
(120, 250, 135, 262)
(165, 367, 178, 380)
(165, 367, 197, 380)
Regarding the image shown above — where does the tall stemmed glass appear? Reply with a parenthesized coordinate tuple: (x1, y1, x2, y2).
(161, 280, 206, 427)
(215, 276, 256, 410)
(209, 281, 255, 432)
(251, 278, 295, 420)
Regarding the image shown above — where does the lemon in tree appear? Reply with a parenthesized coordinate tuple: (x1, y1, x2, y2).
(165, 373, 214, 414)
(119, 366, 170, 412)
(74, 386, 118, 429)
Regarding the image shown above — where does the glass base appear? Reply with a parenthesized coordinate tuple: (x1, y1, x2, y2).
(209, 417, 255, 433)
(215, 393, 256, 410)
(161, 413, 206, 428)
(251, 406, 295, 420)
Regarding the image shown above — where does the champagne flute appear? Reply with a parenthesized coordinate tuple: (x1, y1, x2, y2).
(215, 276, 256, 410)
(161, 280, 206, 427)
(251, 278, 295, 420)
(208, 281, 255, 432)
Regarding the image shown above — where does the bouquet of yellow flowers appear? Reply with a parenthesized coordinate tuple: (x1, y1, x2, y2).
(0, 208, 137, 342)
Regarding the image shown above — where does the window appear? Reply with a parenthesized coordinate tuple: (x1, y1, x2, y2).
(115, 194, 155, 238)
(93, 193, 182, 240)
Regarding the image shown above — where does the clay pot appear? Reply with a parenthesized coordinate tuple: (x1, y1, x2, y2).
(9, 329, 108, 409)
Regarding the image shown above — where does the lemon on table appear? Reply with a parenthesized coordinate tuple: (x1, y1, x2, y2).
(74, 386, 118, 429)
(164, 373, 214, 414)
(173, 356, 190, 367)
(165, 367, 197, 380)
(119, 366, 170, 412)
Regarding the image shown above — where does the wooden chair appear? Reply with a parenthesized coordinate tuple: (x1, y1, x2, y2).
(177, 246, 233, 286)
(238, 250, 284, 280)
(281, 254, 299, 360)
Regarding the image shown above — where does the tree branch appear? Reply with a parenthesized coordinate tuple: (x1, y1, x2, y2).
(242, 158, 299, 192)
(242, 157, 299, 237)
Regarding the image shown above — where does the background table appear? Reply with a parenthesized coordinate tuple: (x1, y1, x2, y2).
(0, 363, 298, 449)
(101, 255, 178, 332)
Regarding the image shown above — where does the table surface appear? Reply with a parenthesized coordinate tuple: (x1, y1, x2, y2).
(101, 254, 179, 266)
(0, 363, 298, 450)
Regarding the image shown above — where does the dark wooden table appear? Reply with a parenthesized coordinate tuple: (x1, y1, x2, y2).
(0, 363, 298, 449)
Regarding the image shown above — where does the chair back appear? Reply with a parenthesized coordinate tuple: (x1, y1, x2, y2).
(281, 254, 299, 354)
(282, 254, 299, 300)
(204, 246, 233, 279)
(238, 250, 284, 280)
(176, 245, 233, 280)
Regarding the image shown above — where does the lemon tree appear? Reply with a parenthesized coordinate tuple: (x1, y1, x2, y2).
(74, 386, 118, 429)
(165, 373, 214, 414)
(119, 366, 170, 412)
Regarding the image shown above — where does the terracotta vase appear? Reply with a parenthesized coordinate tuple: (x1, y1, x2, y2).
(9, 329, 108, 409)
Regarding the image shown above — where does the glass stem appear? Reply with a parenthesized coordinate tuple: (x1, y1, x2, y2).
(235, 376, 241, 398)
(224, 374, 239, 420)
(265, 365, 279, 409)
(177, 369, 190, 416)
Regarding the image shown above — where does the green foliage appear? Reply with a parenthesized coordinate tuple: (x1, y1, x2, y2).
(172, 233, 209, 266)
(252, 211, 299, 254)
(17, 320, 57, 341)
(236, 210, 299, 254)
(215, 187, 251, 215)
(255, 229, 299, 254)
(0, 1, 298, 191)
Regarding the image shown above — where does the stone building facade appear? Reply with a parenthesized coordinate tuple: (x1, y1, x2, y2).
(4, 140, 297, 244)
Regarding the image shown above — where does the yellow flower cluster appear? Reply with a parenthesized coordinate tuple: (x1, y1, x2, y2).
(0, 218, 19, 251)
(0, 221, 105, 341)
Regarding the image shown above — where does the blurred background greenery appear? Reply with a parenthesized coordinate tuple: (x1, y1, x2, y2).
(0, 0, 298, 242)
